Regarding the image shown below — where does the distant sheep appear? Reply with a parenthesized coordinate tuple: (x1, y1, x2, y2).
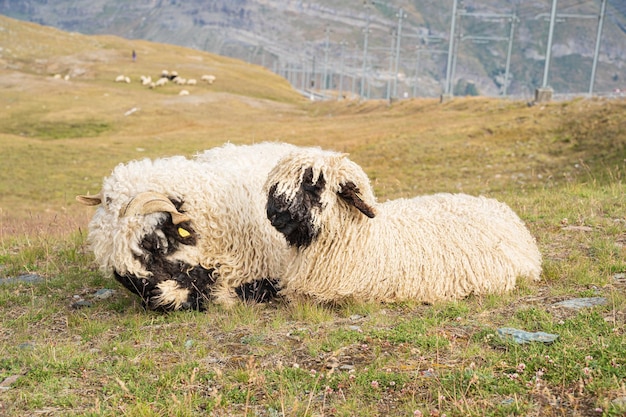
(140, 75, 152, 86)
(115, 75, 130, 83)
(186, 78, 197, 85)
(154, 77, 168, 87)
(265, 148, 542, 304)
(201, 74, 216, 84)
(179, 89, 189, 96)
(77, 142, 300, 311)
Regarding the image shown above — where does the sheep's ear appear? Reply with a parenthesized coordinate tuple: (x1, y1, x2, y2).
(338, 182, 376, 218)
(76, 192, 103, 206)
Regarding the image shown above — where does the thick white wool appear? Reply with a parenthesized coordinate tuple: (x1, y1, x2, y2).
(86, 142, 298, 306)
(265, 148, 542, 304)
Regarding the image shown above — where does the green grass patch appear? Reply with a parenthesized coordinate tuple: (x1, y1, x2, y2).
(2, 120, 112, 140)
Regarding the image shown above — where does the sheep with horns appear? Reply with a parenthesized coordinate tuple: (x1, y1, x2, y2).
(264, 147, 542, 304)
(77, 142, 300, 311)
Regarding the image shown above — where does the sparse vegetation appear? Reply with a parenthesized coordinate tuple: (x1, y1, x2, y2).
(1, 15, 625, 417)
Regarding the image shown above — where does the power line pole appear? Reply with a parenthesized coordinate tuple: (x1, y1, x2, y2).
(541, 0, 558, 89)
(392, 7, 406, 99)
(338, 41, 346, 100)
(386, 30, 396, 101)
(450, 8, 463, 98)
(360, 2, 372, 99)
(535, 0, 558, 102)
(502, 13, 518, 96)
(322, 25, 330, 90)
(413, 46, 422, 98)
(443, 0, 459, 101)
(589, 0, 607, 96)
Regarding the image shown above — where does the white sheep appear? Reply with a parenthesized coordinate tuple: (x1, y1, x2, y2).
(264, 148, 542, 304)
(179, 89, 189, 96)
(201, 74, 216, 84)
(115, 74, 128, 83)
(140, 75, 152, 86)
(186, 78, 197, 85)
(155, 77, 168, 87)
(77, 142, 300, 311)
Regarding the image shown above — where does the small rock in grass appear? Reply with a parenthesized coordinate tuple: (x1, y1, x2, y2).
(0, 375, 21, 391)
(497, 327, 559, 344)
(553, 297, 607, 310)
(612, 397, 626, 407)
(93, 288, 115, 299)
(0, 274, 44, 285)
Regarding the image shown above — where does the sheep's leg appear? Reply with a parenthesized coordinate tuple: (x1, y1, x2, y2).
(235, 278, 281, 304)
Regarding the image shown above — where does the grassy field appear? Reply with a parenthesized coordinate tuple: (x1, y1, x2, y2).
(1, 15, 626, 417)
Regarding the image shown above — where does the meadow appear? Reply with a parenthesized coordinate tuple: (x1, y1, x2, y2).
(1, 15, 625, 417)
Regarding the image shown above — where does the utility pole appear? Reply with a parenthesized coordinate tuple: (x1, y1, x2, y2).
(450, 9, 462, 98)
(589, 0, 607, 96)
(322, 25, 330, 90)
(443, 0, 459, 101)
(502, 14, 517, 96)
(392, 7, 406, 99)
(360, 2, 372, 99)
(386, 30, 396, 101)
(338, 41, 346, 100)
(413, 46, 421, 98)
(536, 0, 558, 102)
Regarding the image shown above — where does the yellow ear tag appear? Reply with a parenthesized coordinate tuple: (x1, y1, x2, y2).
(178, 227, 191, 238)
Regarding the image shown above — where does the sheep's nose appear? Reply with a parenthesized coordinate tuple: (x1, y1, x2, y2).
(268, 209, 289, 229)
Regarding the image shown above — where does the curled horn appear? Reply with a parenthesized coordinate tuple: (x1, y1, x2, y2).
(121, 191, 191, 225)
(76, 192, 103, 206)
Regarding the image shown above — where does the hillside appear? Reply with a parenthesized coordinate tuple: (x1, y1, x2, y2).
(0, 13, 625, 226)
(1, 0, 625, 99)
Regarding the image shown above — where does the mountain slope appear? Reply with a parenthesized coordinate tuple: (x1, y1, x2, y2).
(1, 0, 625, 98)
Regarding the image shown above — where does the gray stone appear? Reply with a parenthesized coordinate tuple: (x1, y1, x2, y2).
(0, 375, 21, 391)
(553, 297, 607, 310)
(18, 342, 35, 350)
(612, 396, 626, 407)
(93, 288, 115, 299)
(0, 273, 44, 285)
(497, 327, 559, 344)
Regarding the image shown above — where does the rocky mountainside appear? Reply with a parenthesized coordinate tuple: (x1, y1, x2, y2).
(1, 0, 625, 99)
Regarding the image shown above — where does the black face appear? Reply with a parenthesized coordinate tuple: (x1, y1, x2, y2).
(114, 213, 281, 311)
(114, 264, 216, 311)
(266, 167, 325, 248)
